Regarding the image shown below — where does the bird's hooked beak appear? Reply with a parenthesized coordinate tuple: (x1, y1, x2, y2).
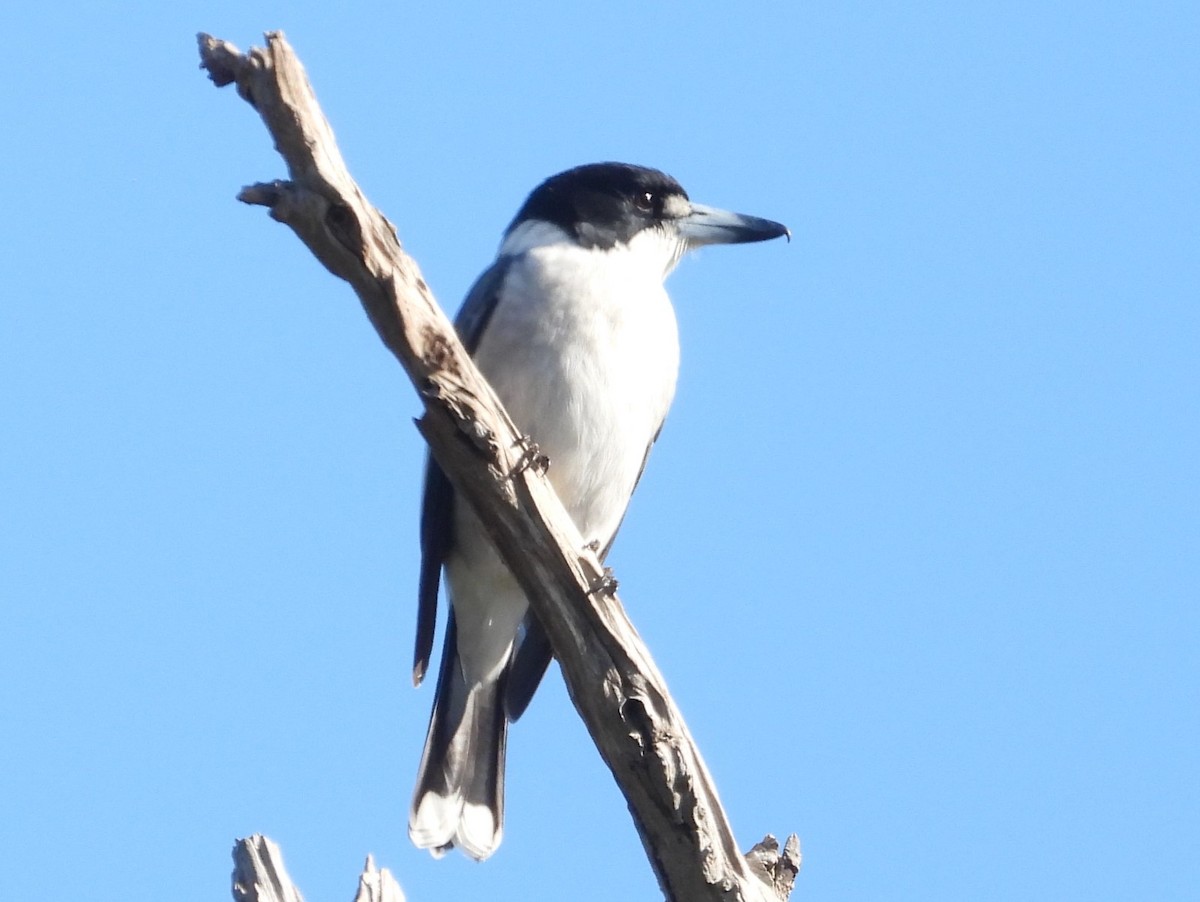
(677, 202, 790, 248)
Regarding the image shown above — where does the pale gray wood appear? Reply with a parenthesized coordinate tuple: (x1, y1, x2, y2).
(230, 835, 405, 902)
(746, 835, 803, 901)
(198, 31, 799, 902)
(232, 834, 305, 902)
(353, 854, 406, 902)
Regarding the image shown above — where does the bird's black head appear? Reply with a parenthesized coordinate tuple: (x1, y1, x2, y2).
(507, 162, 691, 251)
(503, 162, 789, 261)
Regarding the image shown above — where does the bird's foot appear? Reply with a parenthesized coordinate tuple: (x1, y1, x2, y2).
(511, 435, 550, 476)
(589, 567, 619, 596)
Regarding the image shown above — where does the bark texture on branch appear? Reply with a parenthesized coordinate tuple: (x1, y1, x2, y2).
(231, 834, 405, 902)
(199, 31, 799, 902)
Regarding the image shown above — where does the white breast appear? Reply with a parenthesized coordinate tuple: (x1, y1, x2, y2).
(475, 228, 680, 542)
(445, 223, 681, 684)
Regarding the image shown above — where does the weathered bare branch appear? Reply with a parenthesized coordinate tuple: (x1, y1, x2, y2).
(199, 30, 798, 902)
(353, 853, 407, 902)
(232, 835, 305, 902)
(231, 834, 405, 902)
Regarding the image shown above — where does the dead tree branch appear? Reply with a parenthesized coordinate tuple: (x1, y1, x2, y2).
(198, 30, 799, 902)
(231, 834, 405, 902)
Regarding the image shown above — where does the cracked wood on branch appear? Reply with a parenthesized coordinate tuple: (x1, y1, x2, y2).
(231, 834, 405, 902)
(197, 31, 798, 902)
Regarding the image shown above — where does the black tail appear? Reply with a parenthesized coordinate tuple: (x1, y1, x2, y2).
(505, 612, 554, 721)
(408, 614, 508, 860)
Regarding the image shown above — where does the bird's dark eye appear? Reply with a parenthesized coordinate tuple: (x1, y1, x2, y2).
(633, 191, 657, 214)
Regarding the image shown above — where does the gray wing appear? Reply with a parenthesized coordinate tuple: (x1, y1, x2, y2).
(505, 423, 665, 720)
(412, 257, 514, 685)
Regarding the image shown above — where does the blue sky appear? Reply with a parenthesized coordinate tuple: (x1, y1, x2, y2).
(2, 2, 1196, 900)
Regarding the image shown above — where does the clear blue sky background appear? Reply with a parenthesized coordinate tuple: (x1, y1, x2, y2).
(2, 3, 1196, 900)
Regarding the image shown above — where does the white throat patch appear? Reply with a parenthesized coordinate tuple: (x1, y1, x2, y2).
(500, 219, 687, 279)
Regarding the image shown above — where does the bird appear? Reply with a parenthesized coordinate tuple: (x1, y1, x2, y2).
(408, 162, 788, 860)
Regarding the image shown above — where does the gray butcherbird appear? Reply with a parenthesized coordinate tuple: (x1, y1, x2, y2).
(409, 162, 788, 859)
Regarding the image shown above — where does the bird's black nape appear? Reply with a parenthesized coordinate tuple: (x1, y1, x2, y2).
(507, 162, 689, 250)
